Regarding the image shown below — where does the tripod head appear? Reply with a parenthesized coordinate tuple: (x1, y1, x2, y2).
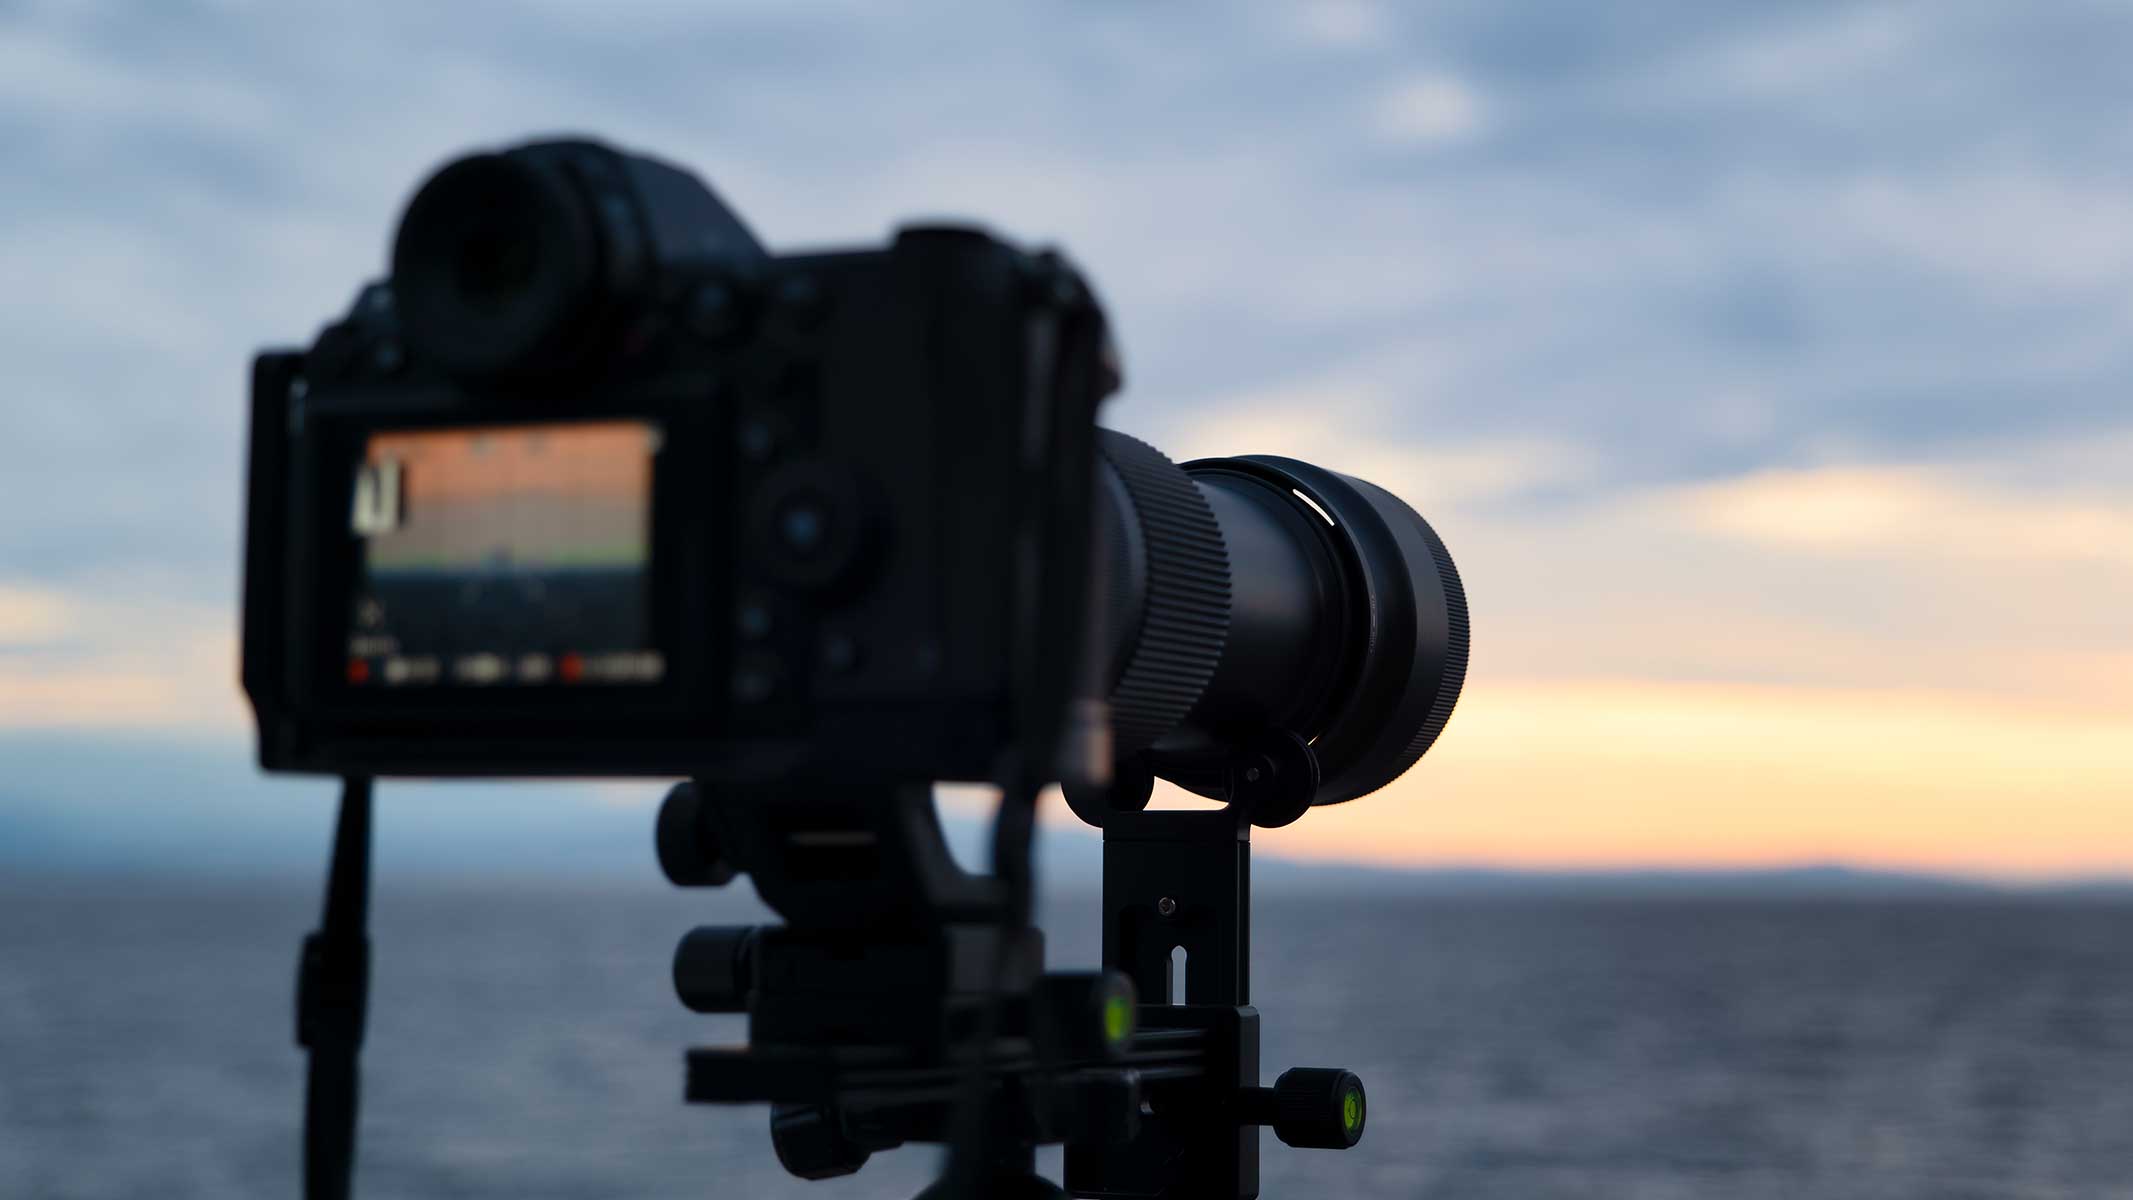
(660, 753, 1370, 1198)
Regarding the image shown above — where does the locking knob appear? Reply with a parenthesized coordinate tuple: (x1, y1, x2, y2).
(770, 1103, 870, 1180)
(656, 782, 737, 887)
(1239, 1067, 1366, 1149)
(672, 925, 757, 1013)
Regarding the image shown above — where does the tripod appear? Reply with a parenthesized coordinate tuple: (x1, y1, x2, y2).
(659, 763, 1367, 1199)
(289, 765, 1365, 1200)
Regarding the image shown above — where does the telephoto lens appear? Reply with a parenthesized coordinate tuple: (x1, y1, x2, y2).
(1088, 430, 1469, 817)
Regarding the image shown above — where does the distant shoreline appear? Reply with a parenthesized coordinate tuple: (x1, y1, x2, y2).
(6, 731, 2127, 899)
(7, 859, 2130, 902)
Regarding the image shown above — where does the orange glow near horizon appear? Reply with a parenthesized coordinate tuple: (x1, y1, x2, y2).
(1150, 679, 2133, 881)
(6, 613, 2130, 881)
(991, 678, 2133, 882)
(11, 453, 2133, 884)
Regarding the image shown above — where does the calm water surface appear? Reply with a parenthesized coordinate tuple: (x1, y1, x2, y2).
(2, 880, 2128, 1199)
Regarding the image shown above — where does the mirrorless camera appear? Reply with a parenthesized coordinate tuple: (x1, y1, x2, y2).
(241, 137, 1466, 805)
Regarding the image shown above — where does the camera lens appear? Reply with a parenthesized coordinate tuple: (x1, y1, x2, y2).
(390, 151, 602, 375)
(1094, 431, 1469, 806)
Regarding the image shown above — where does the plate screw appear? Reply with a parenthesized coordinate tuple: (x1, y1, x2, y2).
(1156, 896, 1177, 918)
(737, 603, 771, 639)
(738, 419, 775, 461)
(688, 281, 740, 339)
(821, 633, 860, 674)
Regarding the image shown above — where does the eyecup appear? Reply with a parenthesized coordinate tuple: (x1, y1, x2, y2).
(389, 145, 606, 376)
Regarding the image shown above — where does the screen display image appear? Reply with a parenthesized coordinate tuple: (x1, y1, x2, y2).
(344, 420, 664, 688)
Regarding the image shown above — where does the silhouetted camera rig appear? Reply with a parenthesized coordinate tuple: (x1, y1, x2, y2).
(246, 138, 1468, 1198)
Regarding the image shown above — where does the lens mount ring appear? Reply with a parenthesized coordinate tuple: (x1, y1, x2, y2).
(1194, 456, 1468, 804)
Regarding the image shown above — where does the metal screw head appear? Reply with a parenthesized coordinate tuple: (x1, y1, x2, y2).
(1243, 766, 1263, 783)
(736, 603, 771, 640)
(1156, 896, 1178, 918)
(912, 642, 943, 676)
(738, 418, 775, 461)
(820, 633, 859, 674)
(775, 274, 827, 327)
(779, 503, 826, 553)
(688, 282, 739, 339)
(732, 664, 776, 703)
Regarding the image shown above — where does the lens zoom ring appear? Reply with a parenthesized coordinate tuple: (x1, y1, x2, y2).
(1098, 430, 1231, 752)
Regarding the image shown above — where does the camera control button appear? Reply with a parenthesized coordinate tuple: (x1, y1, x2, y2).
(820, 633, 861, 675)
(686, 281, 745, 341)
(736, 601, 773, 640)
(777, 499, 828, 554)
(749, 462, 875, 591)
(738, 417, 777, 462)
(772, 274, 827, 329)
(772, 360, 818, 406)
(732, 653, 783, 705)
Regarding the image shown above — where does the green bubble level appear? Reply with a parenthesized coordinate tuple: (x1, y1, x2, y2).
(1103, 994, 1134, 1045)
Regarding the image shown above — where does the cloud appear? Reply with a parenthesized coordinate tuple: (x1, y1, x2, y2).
(0, 668, 206, 729)
(1650, 5, 1920, 103)
(1668, 463, 2133, 565)
(0, 17, 278, 137)
(1372, 74, 1488, 145)
(0, 579, 241, 733)
(11, 0, 2133, 550)
(0, 585, 71, 645)
(1284, 0, 1391, 50)
(1131, 412, 2133, 716)
(5, 1, 2133, 873)
(1505, 441, 2133, 700)
(1823, 172, 2133, 297)
(1127, 379, 1595, 509)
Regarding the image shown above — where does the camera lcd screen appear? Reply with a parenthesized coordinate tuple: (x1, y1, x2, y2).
(344, 420, 665, 688)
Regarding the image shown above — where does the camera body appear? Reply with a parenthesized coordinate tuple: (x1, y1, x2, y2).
(242, 139, 1114, 781)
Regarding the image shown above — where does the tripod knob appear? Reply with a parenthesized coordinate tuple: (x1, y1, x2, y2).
(657, 782, 739, 887)
(673, 925, 757, 1013)
(770, 1103, 871, 1180)
(1241, 1067, 1366, 1149)
(1035, 970, 1138, 1061)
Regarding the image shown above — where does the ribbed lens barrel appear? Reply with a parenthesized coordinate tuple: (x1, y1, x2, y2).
(1095, 433, 1469, 805)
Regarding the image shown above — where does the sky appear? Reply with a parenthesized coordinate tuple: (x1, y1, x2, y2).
(2, 0, 2129, 881)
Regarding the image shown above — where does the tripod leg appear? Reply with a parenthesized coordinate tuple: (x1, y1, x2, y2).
(296, 775, 373, 1200)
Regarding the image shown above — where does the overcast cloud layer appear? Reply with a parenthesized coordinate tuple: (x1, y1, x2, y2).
(3, 2, 2129, 873)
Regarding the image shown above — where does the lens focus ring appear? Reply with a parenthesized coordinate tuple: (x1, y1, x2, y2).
(1097, 431, 1230, 753)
